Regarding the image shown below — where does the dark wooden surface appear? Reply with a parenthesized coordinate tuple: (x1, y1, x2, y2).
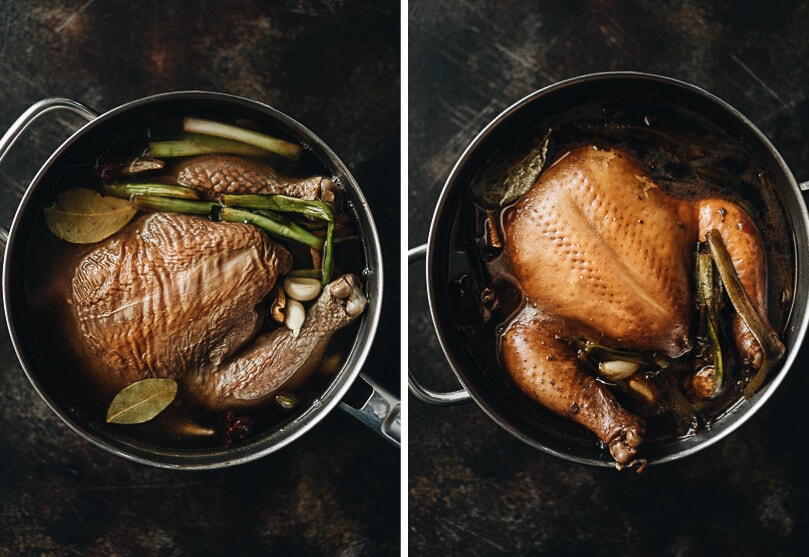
(409, 1, 809, 556)
(0, 2, 399, 556)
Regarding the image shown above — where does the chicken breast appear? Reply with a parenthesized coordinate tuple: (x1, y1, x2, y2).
(71, 212, 291, 385)
(68, 212, 366, 410)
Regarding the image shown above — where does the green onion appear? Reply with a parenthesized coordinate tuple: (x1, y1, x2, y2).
(131, 195, 219, 216)
(220, 207, 323, 250)
(696, 250, 724, 397)
(148, 133, 270, 158)
(254, 209, 322, 247)
(705, 230, 785, 397)
(320, 219, 335, 286)
(183, 117, 302, 160)
(222, 194, 333, 222)
(224, 194, 335, 284)
(100, 183, 201, 200)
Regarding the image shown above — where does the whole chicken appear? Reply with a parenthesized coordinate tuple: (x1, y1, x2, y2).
(500, 145, 783, 467)
(60, 153, 370, 411)
(67, 145, 372, 413)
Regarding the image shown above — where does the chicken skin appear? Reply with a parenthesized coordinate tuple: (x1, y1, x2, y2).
(500, 145, 783, 467)
(69, 212, 366, 411)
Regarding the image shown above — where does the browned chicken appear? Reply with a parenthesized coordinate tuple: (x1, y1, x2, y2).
(500, 145, 782, 467)
(69, 211, 365, 410)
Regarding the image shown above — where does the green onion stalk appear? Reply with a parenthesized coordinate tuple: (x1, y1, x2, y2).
(182, 117, 302, 160)
(148, 133, 270, 158)
(704, 230, 785, 397)
(696, 250, 724, 398)
(223, 194, 335, 285)
(131, 195, 219, 216)
(219, 207, 322, 250)
(100, 183, 202, 200)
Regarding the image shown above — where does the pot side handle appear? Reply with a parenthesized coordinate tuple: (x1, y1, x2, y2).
(0, 98, 99, 244)
(408, 243, 472, 406)
(339, 373, 400, 446)
(799, 180, 809, 192)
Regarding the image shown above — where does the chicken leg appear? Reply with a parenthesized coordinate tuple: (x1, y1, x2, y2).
(501, 306, 645, 466)
(193, 274, 367, 409)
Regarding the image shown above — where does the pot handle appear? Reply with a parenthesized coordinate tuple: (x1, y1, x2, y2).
(340, 373, 400, 446)
(799, 180, 809, 192)
(0, 98, 99, 244)
(408, 243, 472, 406)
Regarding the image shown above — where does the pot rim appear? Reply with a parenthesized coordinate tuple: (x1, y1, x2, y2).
(2, 90, 384, 469)
(424, 71, 809, 467)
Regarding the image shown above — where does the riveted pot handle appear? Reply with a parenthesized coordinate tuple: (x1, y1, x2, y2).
(0, 98, 99, 244)
(340, 373, 400, 446)
(0, 97, 98, 163)
(408, 243, 472, 406)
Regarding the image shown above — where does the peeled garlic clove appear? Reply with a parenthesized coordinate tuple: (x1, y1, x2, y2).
(284, 277, 321, 301)
(598, 360, 640, 380)
(285, 299, 305, 338)
(627, 375, 656, 404)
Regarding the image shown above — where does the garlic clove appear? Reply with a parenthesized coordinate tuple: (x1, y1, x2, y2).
(285, 299, 305, 338)
(628, 375, 657, 404)
(283, 277, 321, 301)
(598, 360, 640, 380)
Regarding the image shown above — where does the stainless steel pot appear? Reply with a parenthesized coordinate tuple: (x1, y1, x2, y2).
(410, 72, 809, 467)
(0, 91, 399, 469)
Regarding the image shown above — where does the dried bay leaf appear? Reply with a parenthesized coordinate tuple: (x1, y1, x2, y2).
(44, 188, 137, 243)
(106, 378, 178, 424)
(471, 128, 552, 208)
(498, 130, 551, 207)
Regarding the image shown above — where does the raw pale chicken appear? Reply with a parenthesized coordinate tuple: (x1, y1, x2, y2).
(101, 154, 339, 203)
(172, 154, 338, 202)
(69, 212, 366, 410)
(500, 145, 783, 467)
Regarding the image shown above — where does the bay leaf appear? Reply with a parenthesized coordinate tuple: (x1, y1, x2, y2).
(498, 129, 551, 207)
(470, 128, 552, 208)
(44, 188, 137, 243)
(106, 378, 178, 424)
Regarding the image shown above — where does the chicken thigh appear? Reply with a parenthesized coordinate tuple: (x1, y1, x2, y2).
(500, 145, 783, 467)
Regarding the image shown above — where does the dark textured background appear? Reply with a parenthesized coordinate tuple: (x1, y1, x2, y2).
(409, 1, 809, 556)
(0, 1, 399, 556)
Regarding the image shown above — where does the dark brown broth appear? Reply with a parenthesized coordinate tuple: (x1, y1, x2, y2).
(23, 115, 365, 452)
(447, 98, 794, 446)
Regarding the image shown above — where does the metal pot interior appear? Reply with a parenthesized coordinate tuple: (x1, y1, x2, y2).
(427, 73, 809, 467)
(3, 92, 382, 468)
